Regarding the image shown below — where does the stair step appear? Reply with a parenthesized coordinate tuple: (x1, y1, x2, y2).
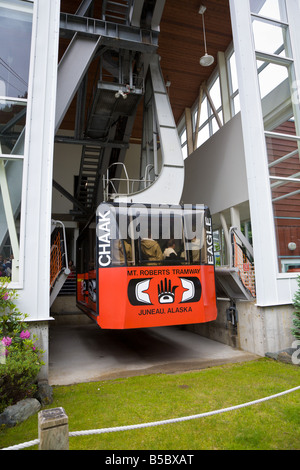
(103, 0, 130, 23)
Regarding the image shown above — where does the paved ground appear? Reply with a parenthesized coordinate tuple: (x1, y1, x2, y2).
(48, 315, 258, 385)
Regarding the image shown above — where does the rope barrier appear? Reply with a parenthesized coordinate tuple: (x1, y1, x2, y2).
(2, 385, 300, 450)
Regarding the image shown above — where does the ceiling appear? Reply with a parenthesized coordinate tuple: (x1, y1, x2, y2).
(59, 0, 233, 140)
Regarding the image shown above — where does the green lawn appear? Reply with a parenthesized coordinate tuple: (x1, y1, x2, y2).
(0, 358, 299, 450)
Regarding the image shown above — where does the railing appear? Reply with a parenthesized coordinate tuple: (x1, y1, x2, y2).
(103, 162, 154, 200)
(229, 226, 256, 298)
(50, 233, 62, 289)
(50, 220, 69, 291)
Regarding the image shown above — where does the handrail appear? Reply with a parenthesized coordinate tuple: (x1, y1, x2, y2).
(50, 220, 69, 291)
(229, 226, 256, 298)
(103, 162, 154, 200)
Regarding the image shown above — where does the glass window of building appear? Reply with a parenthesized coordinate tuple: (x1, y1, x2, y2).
(250, 0, 300, 274)
(226, 50, 240, 116)
(0, 0, 33, 282)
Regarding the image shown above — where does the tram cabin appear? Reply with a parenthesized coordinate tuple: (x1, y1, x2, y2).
(76, 202, 217, 329)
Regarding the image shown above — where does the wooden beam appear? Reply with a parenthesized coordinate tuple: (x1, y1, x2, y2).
(194, 84, 204, 151)
(185, 107, 194, 156)
(202, 83, 223, 129)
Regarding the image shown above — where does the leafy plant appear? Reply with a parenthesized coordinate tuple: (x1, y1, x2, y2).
(0, 277, 44, 413)
(0, 350, 42, 413)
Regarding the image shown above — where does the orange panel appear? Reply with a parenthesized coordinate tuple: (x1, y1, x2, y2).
(97, 265, 217, 329)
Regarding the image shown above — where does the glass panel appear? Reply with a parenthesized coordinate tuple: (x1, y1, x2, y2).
(252, 18, 289, 57)
(181, 143, 187, 160)
(233, 94, 240, 114)
(213, 230, 222, 267)
(250, 0, 287, 22)
(212, 116, 222, 134)
(266, 119, 300, 273)
(0, 1, 33, 282)
(0, 99, 26, 154)
(0, 158, 23, 281)
(229, 52, 238, 93)
(180, 129, 186, 145)
(192, 109, 197, 128)
(257, 61, 289, 98)
(273, 189, 300, 273)
(197, 125, 209, 147)
(199, 97, 208, 126)
(0, 0, 33, 99)
(96, 204, 209, 267)
(209, 77, 222, 111)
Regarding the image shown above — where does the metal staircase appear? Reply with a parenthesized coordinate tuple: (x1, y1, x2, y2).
(68, 1, 168, 216)
(102, 0, 132, 24)
(50, 220, 70, 306)
(75, 49, 144, 212)
(75, 144, 104, 212)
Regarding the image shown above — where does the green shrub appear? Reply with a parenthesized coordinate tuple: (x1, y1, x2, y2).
(0, 349, 41, 413)
(0, 277, 44, 413)
(292, 276, 300, 341)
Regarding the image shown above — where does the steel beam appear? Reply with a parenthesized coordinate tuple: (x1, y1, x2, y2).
(59, 13, 159, 52)
(129, 0, 145, 28)
(75, 0, 94, 17)
(55, 34, 102, 132)
(54, 136, 128, 148)
(151, 0, 166, 31)
(115, 54, 185, 205)
(53, 179, 89, 214)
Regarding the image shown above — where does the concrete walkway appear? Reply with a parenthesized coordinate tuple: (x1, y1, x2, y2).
(49, 316, 258, 385)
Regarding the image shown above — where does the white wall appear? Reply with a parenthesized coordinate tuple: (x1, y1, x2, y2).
(181, 113, 249, 216)
(52, 141, 81, 214)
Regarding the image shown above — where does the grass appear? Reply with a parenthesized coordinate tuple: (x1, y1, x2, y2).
(0, 358, 299, 450)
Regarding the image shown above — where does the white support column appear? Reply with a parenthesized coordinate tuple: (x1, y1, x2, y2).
(18, 0, 61, 320)
(220, 212, 230, 265)
(230, 206, 240, 231)
(229, 0, 279, 306)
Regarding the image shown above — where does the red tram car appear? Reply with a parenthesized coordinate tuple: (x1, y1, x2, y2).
(76, 202, 217, 329)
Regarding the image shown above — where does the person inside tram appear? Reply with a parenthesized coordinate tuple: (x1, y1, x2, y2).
(113, 239, 132, 265)
(163, 239, 178, 260)
(140, 233, 163, 263)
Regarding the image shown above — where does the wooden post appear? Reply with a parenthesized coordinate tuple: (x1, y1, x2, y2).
(194, 84, 204, 151)
(38, 407, 69, 450)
